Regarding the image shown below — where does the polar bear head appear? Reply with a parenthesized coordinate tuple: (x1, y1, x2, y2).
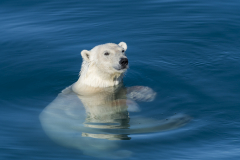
(77, 42, 128, 88)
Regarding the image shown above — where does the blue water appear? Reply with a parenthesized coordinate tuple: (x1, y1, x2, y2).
(1, 0, 240, 159)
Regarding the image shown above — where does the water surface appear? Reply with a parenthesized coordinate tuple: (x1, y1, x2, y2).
(1, 0, 240, 159)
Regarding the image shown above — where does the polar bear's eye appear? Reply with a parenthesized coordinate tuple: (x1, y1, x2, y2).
(104, 52, 109, 56)
(122, 50, 125, 53)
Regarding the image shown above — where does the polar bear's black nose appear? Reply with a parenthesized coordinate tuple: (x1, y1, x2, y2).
(120, 58, 128, 67)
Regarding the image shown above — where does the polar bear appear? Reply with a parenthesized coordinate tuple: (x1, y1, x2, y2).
(71, 42, 154, 99)
(39, 42, 190, 158)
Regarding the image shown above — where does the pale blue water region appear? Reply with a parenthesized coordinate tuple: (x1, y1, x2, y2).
(1, 0, 240, 159)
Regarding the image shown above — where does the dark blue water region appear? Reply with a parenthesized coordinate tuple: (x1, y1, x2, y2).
(1, 0, 240, 159)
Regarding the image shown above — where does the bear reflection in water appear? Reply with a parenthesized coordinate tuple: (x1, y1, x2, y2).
(39, 42, 191, 158)
(40, 84, 190, 158)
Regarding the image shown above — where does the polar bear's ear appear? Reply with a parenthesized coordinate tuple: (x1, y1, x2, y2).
(118, 42, 127, 51)
(81, 50, 91, 62)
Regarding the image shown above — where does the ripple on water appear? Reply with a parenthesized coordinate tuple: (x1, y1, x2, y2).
(39, 84, 192, 158)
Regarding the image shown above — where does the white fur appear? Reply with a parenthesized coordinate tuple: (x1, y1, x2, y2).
(73, 42, 128, 92)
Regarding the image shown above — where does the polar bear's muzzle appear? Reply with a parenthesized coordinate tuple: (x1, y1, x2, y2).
(119, 58, 128, 69)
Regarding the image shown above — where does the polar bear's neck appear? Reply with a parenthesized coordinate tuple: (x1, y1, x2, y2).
(76, 61, 124, 88)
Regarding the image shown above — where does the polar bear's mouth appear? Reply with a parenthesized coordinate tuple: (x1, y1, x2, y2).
(121, 65, 128, 70)
(113, 65, 128, 71)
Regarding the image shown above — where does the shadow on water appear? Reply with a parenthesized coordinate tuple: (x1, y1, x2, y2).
(39, 83, 191, 158)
